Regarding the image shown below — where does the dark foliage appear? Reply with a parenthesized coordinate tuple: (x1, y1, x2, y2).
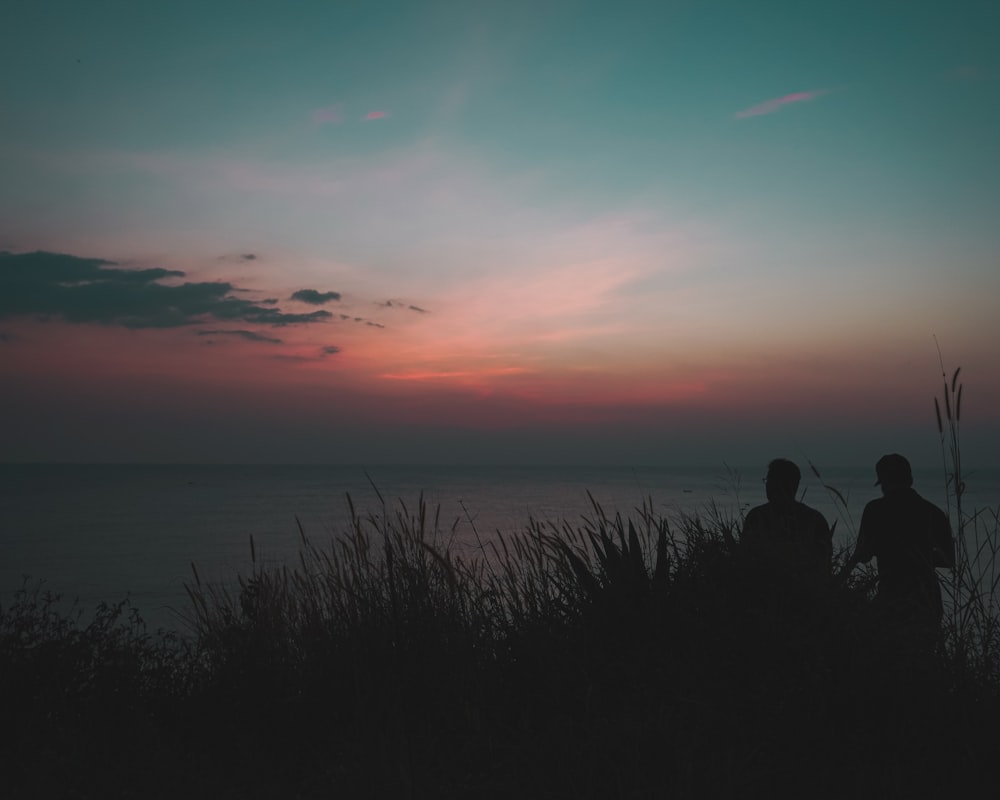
(2, 496, 997, 799)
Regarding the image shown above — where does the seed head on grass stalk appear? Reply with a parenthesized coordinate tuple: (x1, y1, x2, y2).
(930, 347, 1000, 682)
(807, 459, 852, 541)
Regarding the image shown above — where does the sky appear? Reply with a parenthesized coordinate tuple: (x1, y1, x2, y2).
(1, 0, 998, 467)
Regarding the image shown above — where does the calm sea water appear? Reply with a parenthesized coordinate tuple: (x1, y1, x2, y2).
(2, 463, 998, 630)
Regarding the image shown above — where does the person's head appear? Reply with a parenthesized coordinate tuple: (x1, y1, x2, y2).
(875, 453, 913, 493)
(765, 458, 801, 503)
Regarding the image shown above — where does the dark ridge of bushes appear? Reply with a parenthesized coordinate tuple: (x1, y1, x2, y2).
(1, 496, 998, 799)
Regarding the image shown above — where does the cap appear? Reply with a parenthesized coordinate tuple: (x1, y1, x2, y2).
(874, 453, 913, 487)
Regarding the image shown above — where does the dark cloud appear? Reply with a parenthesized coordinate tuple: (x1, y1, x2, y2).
(0, 250, 332, 329)
(379, 298, 429, 313)
(219, 252, 260, 263)
(241, 253, 257, 261)
(335, 312, 385, 328)
(291, 288, 342, 305)
(0, 331, 15, 342)
(196, 329, 283, 344)
(321, 345, 341, 355)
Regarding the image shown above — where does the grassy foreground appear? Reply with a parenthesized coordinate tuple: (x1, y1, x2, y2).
(2, 485, 999, 799)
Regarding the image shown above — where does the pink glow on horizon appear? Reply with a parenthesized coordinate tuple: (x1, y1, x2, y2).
(381, 366, 528, 382)
(364, 111, 388, 120)
(735, 89, 829, 119)
(5, 314, 1000, 441)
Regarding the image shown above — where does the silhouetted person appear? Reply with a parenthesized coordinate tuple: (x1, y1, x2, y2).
(843, 454, 954, 627)
(741, 458, 833, 583)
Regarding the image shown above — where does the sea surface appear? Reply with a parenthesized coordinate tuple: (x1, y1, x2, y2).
(2, 463, 998, 631)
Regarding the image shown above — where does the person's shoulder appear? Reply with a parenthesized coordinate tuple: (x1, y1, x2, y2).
(795, 501, 830, 528)
(913, 491, 948, 518)
(793, 500, 824, 516)
(744, 503, 769, 520)
(862, 496, 885, 513)
(859, 496, 886, 526)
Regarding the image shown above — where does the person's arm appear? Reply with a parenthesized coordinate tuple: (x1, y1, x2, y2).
(818, 510, 833, 564)
(835, 505, 874, 584)
(740, 507, 760, 547)
(809, 508, 834, 576)
(932, 508, 956, 569)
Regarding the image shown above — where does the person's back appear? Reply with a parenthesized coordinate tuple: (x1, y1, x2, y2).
(849, 454, 954, 625)
(856, 488, 952, 622)
(741, 459, 833, 582)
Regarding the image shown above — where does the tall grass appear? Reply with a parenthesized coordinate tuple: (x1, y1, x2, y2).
(4, 486, 999, 797)
(935, 360, 1000, 682)
(173, 482, 999, 797)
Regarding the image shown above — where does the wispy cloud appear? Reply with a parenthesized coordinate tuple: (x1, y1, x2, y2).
(946, 64, 986, 81)
(338, 313, 385, 328)
(196, 329, 283, 344)
(376, 299, 429, 313)
(381, 367, 527, 381)
(354, 214, 695, 396)
(735, 89, 830, 119)
(311, 105, 343, 125)
(312, 106, 390, 125)
(271, 345, 343, 363)
(90, 143, 449, 205)
(270, 354, 317, 364)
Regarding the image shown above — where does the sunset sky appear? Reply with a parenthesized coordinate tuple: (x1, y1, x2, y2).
(2, 0, 998, 466)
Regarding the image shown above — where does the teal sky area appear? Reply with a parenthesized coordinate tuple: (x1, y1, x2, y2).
(1, 0, 998, 467)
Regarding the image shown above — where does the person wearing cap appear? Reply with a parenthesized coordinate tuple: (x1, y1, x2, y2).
(843, 454, 955, 626)
(741, 458, 833, 583)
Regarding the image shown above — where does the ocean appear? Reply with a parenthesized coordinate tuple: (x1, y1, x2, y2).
(2, 462, 998, 631)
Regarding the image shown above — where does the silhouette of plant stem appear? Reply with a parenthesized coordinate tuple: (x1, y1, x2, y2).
(933, 342, 1000, 682)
